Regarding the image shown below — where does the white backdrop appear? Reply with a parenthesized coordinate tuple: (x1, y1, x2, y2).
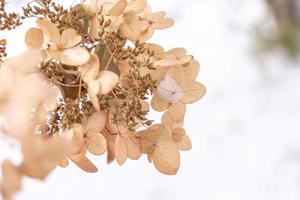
(1, 0, 300, 200)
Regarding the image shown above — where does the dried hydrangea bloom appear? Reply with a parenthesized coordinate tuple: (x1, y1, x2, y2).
(35, 19, 90, 66)
(152, 67, 206, 122)
(0, 0, 206, 198)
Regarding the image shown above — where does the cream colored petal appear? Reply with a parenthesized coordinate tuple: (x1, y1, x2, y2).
(145, 11, 166, 22)
(178, 134, 192, 151)
(139, 26, 155, 42)
(62, 126, 84, 154)
(152, 141, 180, 175)
(181, 81, 206, 104)
(86, 132, 107, 155)
(125, 0, 147, 14)
(151, 93, 170, 112)
(61, 47, 90, 66)
(2, 49, 43, 74)
(153, 18, 174, 30)
(25, 28, 44, 49)
(98, 70, 119, 95)
(153, 58, 185, 67)
(86, 111, 107, 133)
(115, 135, 128, 165)
(36, 18, 60, 44)
(172, 127, 185, 142)
(121, 134, 141, 160)
(89, 16, 99, 40)
(81, 54, 100, 83)
(120, 14, 142, 41)
(60, 29, 82, 48)
(68, 147, 98, 172)
(144, 43, 164, 55)
(109, 0, 127, 16)
(166, 48, 187, 58)
(168, 102, 186, 123)
(183, 59, 200, 80)
(161, 112, 184, 129)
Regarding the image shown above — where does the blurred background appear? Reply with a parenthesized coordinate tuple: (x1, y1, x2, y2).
(1, 0, 300, 199)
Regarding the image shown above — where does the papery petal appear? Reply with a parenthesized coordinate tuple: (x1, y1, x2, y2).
(61, 47, 90, 66)
(98, 70, 119, 95)
(151, 92, 170, 112)
(86, 111, 107, 133)
(115, 135, 128, 165)
(25, 28, 44, 49)
(109, 0, 127, 16)
(120, 14, 142, 41)
(86, 132, 107, 155)
(125, 0, 147, 14)
(181, 81, 206, 104)
(60, 29, 82, 48)
(168, 102, 186, 123)
(36, 19, 60, 44)
(153, 18, 174, 29)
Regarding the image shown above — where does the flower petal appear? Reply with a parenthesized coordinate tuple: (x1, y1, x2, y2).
(86, 132, 107, 155)
(125, 0, 147, 14)
(61, 47, 90, 66)
(86, 111, 107, 133)
(36, 19, 60, 44)
(25, 28, 44, 49)
(109, 0, 127, 16)
(153, 18, 174, 30)
(168, 102, 186, 123)
(60, 28, 82, 48)
(181, 81, 206, 104)
(115, 135, 128, 165)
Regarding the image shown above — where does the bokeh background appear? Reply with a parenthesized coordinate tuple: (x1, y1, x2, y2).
(1, 0, 300, 199)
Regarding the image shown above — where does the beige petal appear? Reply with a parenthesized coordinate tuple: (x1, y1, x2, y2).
(81, 54, 100, 83)
(151, 93, 170, 112)
(121, 134, 141, 160)
(98, 70, 119, 95)
(144, 43, 164, 55)
(178, 134, 192, 151)
(109, 0, 127, 16)
(181, 81, 206, 104)
(2, 49, 43, 74)
(166, 48, 187, 58)
(172, 127, 185, 142)
(152, 141, 180, 175)
(36, 18, 60, 44)
(167, 66, 186, 86)
(86, 111, 107, 133)
(161, 112, 184, 129)
(25, 28, 44, 49)
(115, 135, 128, 165)
(153, 58, 185, 67)
(62, 126, 84, 154)
(60, 28, 82, 48)
(1, 160, 22, 198)
(145, 11, 166, 22)
(86, 132, 107, 155)
(168, 102, 186, 123)
(61, 47, 90, 66)
(120, 14, 142, 41)
(183, 59, 200, 80)
(59, 157, 69, 168)
(153, 18, 174, 30)
(125, 0, 147, 14)
(69, 147, 98, 173)
(139, 26, 155, 42)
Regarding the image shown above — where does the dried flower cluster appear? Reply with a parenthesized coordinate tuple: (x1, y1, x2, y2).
(0, 0, 205, 199)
